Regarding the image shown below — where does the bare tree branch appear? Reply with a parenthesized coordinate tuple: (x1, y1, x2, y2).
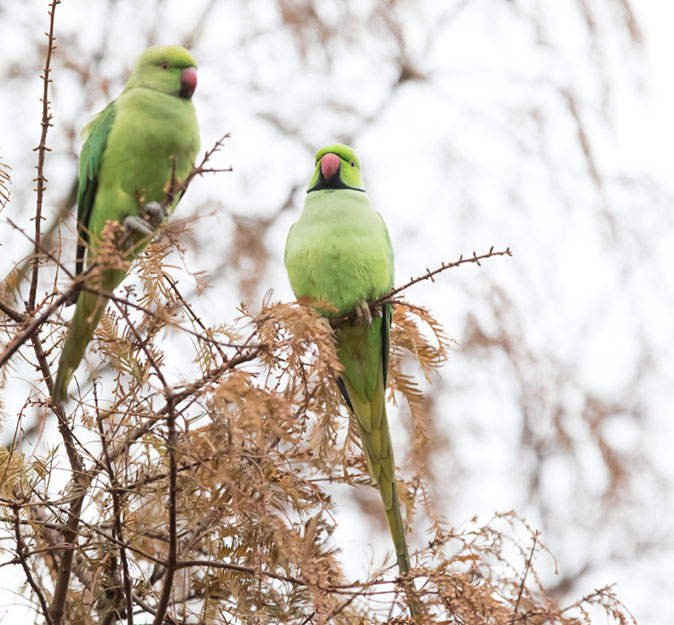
(12, 504, 54, 625)
(510, 531, 538, 624)
(29, 0, 60, 311)
(95, 387, 134, 625)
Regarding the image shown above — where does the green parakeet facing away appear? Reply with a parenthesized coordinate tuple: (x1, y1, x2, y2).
(52, 46, 200, 405)
(284, 145, 414, 578)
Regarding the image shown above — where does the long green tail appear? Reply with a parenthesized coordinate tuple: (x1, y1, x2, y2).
(382, 471, 421, 616)
(341, 375, 420, 617)
(347, 383, 411, 571)
(52, 290, 109, 405)
(383, 475, 412, 574)
(337, 318, 419, 617)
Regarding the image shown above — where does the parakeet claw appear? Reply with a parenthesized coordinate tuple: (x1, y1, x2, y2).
(124, 202, 166, 238)
(123, 215, 155, 237)
(142, 201, 167, 228)
(355, 301, 373, 327)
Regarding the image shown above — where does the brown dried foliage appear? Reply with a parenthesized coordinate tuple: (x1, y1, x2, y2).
(0, 241, 636, 623)
(0, 155, 10, 213)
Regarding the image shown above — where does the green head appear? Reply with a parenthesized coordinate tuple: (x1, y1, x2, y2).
(124, 46, 198, 100)
(308, 144, 365, 193)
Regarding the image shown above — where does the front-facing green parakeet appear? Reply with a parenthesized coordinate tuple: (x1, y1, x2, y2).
(52, 46, 200, 405)
(284, 144, 414, 579)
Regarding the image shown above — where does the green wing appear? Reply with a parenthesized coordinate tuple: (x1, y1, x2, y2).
(75, 102, 116, 277)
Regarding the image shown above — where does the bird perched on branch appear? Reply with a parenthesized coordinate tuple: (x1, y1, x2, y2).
(285, 145, 417, 598)
(53, 46, 200, 405)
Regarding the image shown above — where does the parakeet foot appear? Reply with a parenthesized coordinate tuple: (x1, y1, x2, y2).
(123, 215, 155, 237)
(141, 201, 167, 228)
(355, 301, 373, 327)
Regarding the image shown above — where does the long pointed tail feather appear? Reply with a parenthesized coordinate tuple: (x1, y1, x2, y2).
(383, 482, 411, 573)
(339, 372, 419, 617)
(350, 390, 421, 618)
(336, 315, 420, 617)
(385, 484, 421, 618)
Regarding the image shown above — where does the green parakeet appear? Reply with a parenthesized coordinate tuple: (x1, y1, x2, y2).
(52, 46, 200, 405)
(284, 145, 413, 577)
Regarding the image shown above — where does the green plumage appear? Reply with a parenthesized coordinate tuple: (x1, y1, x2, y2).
(284, 145, 413, 578)
(53, 46, 200, 405)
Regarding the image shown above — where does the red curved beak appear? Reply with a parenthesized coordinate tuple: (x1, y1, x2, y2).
(180, 67, 197, 99)
(320, 153, 340, 181)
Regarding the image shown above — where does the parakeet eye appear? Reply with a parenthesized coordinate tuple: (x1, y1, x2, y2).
(350, 161, 355, 167)
(160, 63, 169, 70)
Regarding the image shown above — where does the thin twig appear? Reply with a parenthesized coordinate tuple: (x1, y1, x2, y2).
(377, 245, 512, 306)
(330, 245, 512, 326)
(509, 584, 623, 624)
(298, 610, 316, 624)
(510, 530, 538, 624)
(47, 491, 86, 625)
(13, 505, 54, 625)
(29, 0, 60, 311)
(321, 593, 359, 621)
(151, 391, 177, 625)
(175, 558, 406, 595)
(131, 591, 178, 625)
(29, 334, 85, 475)
(120, 455, 224, 493)
(0, 515, 61, 532)
(0, 299, 25, 322)
(95, 387, 134, 625)
(79, 284, 245, 350)
(0, 156, 11, 212)
(176, 558, 308, 587)
(165, 274, 228, 361)
(0, 286, 74, 369)
(161, 133, 231, 211)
